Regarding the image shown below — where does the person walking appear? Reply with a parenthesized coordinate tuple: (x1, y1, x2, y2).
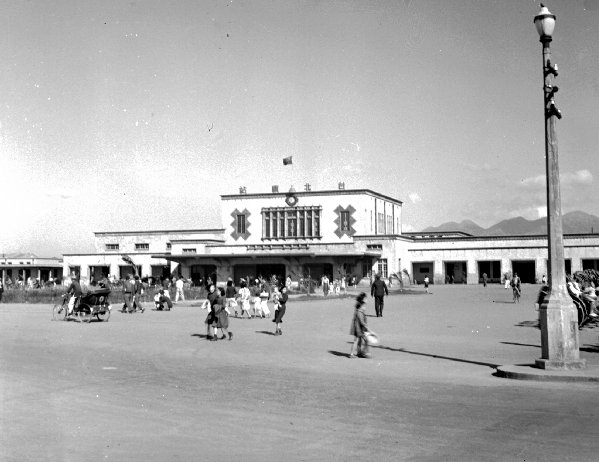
(133, 275, 145, 313)
(504, 272, 511, 289)
(423, 275, 430, 294)
(259, 283, 271, 318)
(215, 287, 233, 340)
(205, 284, 219, 340)
(349, 292, 370, 358)
(175, 276, 185, 303)
(121, 273, 136, 313)
(321, 275, 330, 296)
(225, 278, 238, 316)
(511, 273, 521, 303)
(370, 273, 388, 317)
(238, 280, 251, 318)
(250, 280, 262, 318)
(482, 273, 488, 287)
(273, 286, 288, 335)
(67, 272, 83, 316)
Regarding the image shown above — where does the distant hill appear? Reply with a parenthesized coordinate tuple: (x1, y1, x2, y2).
(422, 211, 599, 236)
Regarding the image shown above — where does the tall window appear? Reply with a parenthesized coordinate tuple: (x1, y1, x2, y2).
(377, 213, 385, 234)
(262, 206, 321, 240)
(237, 214, 246, 234)
(377, 258, 388, 278)
(387, 215, 393, 234)
(299, 211, 305, 237)
(279, 213, 285, 238)
(362, 262, 370, 278)
(287, 214, 297, 237)
(272, 212, 278, 238)
(340, 211, 350, 231)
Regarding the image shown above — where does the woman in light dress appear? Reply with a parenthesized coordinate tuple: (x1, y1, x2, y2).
(259, 283, 271, 318)
(237, 280, 252, 319)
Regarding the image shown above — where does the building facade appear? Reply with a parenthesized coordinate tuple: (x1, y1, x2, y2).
(1, 254, 63, 285)
(62, 187, 599, 286)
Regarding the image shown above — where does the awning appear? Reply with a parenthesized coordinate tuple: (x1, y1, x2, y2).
(154, 250, 381, 264)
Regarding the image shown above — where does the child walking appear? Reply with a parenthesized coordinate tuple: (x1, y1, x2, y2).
(349, 292, 371, 358)
(273, 286, 288, 335)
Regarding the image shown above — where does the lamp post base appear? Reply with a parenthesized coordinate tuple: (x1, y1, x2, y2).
(535, 358, 586, 371)
(537, 291, 586, 370)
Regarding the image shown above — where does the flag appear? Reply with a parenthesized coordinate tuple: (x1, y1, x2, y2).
(283, 156, 293, 165)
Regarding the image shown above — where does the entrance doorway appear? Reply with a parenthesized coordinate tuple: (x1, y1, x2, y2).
(89, 266, 110, 281)
(412, 262, 434, 284)
(582, 259, 599, 271)
(190, 265, 217, 288)
(511, 260, 536, 283)
(443, 261, 467, 284)
(477, 261, 501, 283)
(151, 265, 171, 282)
(119, 265, 141, 279)
(303, 263, 334, 282)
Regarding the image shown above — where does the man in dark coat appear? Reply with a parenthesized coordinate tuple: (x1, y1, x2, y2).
(370, 273, 389, 317)
(122, 273, 135, 313)
(67, 273, 83, 316)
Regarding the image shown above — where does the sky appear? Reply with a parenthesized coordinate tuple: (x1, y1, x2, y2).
(1, 0, 599, 257)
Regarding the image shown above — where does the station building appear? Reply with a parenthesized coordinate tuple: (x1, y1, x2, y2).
(1, 254, 63, 284)
(62, 185, 599, 286)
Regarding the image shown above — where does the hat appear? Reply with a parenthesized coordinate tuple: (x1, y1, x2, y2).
(356, 292, 367, 303)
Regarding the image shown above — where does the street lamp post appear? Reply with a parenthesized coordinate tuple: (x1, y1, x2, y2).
(534, 4, 585, 370)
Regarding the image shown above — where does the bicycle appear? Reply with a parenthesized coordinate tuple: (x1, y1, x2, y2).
(512, 286, 521, 303)
(51, 293, 69, 321)
(51, 289, 112, 323)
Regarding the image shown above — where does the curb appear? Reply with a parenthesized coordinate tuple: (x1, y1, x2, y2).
(495, 364, 599, 382)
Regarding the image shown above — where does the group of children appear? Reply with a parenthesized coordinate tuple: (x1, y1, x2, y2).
(204, 279, 289, 340)
(201, 277, 375, 355)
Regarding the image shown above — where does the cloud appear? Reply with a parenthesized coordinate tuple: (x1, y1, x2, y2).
(462, 161, 492, 172)
(401, 223, 415, 232)
(519, 169, 593, 190)
(561, 169, 593, 186)
(408, 192, 421, 204)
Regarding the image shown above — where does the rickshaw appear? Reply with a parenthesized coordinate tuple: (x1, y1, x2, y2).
(52, 287, 112, 323)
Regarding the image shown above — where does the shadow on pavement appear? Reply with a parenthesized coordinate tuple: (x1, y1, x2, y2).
(493, 300, 515, 304)
(581, 344, 599, 353)
(190, 334, 210, 339)
(500, 341, 540, 348)
(255, 330, 276, 336)
(328, 350, 351, 358)
(372, 345, 499, 368)
(515, 320, 540, 329)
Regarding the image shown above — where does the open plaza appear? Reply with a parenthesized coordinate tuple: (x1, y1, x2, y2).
(1, 284, 598, 461)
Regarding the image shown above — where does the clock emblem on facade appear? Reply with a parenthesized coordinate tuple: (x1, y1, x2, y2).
(285, 194, 298, 206)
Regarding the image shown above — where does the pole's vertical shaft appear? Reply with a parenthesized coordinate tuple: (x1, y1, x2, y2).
(536, 36, 585, 370)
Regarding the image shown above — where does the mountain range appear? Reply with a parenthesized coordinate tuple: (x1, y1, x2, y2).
(422, 211, 599, 236)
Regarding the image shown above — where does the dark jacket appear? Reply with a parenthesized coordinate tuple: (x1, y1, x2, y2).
(350, 306, 368, 337)
(68, 279, 83, 297)
(278, 292, 288, 307)
(371, 279, 388, 297)
(225, 285, 237, 298)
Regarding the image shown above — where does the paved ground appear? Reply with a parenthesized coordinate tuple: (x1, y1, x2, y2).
(1, 284, 598, 462)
